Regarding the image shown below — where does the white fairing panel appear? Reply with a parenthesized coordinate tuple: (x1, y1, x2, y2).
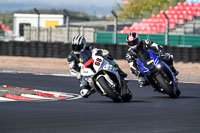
(80, 56, 104, 77)
(80, 49, 121, 86)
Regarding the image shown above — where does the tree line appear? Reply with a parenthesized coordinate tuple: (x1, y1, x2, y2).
(116, 0, 185, 21)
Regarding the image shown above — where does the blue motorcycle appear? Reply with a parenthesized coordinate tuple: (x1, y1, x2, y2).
(136, 48, 181, 98)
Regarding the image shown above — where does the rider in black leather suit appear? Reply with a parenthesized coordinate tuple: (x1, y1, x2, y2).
(125, 32, 179, 87)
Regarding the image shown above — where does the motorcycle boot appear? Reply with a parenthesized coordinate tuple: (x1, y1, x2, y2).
(138, 75, 149, 87)
(80, 86, 95, 98)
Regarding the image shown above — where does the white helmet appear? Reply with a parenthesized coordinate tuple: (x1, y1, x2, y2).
(72, 35, 86, 54)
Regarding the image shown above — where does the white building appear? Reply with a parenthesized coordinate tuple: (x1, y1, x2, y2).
(13, 13, 64, 41)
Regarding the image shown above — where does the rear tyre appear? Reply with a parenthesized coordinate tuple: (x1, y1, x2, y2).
(97, 76, 121, 102)
(155, 74, 176, 98)
(121, 89, 132, 102)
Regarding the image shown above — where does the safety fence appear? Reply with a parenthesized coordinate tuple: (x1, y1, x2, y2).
(96, 31, 200, 47)
(0, 41, 199, 62)
(23, 26, 95, 43)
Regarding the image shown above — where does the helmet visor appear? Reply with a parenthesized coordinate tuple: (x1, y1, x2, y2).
(72, 44, 84, 53)
(128, 37, 140, 46)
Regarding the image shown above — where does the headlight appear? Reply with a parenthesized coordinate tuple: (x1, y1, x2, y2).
(156, 64, 161, 69)
(147, 60, 154, 65)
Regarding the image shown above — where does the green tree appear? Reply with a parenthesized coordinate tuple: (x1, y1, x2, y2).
(116, 0, 185, 21)
(0, 13, 13, 29)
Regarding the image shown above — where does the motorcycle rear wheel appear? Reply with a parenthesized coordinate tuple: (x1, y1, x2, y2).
(97, 76, 121, 102)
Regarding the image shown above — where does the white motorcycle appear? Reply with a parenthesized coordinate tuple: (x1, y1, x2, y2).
(79, 49, 132, 102)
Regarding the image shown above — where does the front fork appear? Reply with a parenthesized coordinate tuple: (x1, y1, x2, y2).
(102, 71, 116, 88)
(97, 70, 126, 96)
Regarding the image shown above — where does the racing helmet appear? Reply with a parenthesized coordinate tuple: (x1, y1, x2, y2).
(126, 32, 140, 47)
(72, 35, 86, 54)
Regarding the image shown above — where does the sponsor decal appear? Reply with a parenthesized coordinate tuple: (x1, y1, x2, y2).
(83, 70, 89, 73)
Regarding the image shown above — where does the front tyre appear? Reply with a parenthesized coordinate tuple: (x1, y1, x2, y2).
(175, 83, 181, 98)
(155, 74, 176, 98)
(97, 76, 121, 102)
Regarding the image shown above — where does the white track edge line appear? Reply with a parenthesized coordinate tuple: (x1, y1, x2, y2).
(0, 97, 17, 101)
(21, 94, 54, 100)
(0, 70, 199, 84)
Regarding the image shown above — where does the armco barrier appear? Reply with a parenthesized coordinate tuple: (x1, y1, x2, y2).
(0, 41, 199, 62)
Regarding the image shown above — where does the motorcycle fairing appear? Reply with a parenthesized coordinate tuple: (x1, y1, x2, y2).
(137, 50, 160, 74)
(137, 49, 176, 89)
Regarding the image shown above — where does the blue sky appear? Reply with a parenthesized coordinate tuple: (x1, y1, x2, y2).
(0, 0, 124, 15)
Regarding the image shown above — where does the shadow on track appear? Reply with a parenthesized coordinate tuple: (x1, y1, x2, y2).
(81, 100, 151, 104)
(150, 95, 200, 99)
(177, 96, 200, 99)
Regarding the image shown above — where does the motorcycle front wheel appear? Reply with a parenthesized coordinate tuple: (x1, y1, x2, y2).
(97, 76, 121, 102)
(155, 73, 177, 98)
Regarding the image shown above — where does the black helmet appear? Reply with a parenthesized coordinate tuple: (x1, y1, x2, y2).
(126, 32, 140, 47)
(72, 35, 86, 54)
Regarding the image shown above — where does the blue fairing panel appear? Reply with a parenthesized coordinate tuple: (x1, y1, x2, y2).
(148, 50, 159, 65)
(137, 59, 149, 73)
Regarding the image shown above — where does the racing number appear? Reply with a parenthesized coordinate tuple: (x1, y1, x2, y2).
(95, 58, 102, 66)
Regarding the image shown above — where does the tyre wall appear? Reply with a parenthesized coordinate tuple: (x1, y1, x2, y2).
(0, 41, 199, 62)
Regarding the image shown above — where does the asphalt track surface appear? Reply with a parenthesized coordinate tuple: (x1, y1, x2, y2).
(0, 73, 200, 133)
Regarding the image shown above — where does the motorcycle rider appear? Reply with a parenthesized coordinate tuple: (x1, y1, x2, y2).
(67, 35, 128, 98)
(125, 32, 179, 87)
